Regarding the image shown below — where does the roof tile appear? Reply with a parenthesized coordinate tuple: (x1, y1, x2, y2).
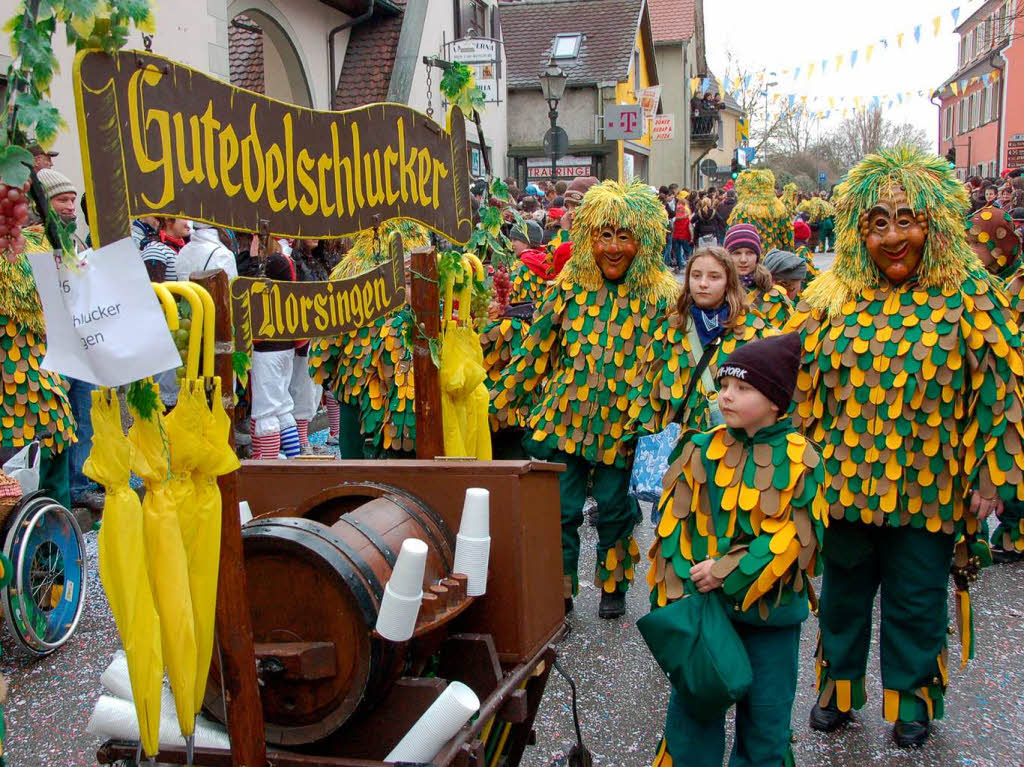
(500, 0, 644, 89)
(228, 14, 265, 94)
(334, 1, 406, 110)
(648, 0, 695, 44)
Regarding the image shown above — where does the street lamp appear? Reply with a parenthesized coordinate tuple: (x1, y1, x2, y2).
(539, 59, 568, 185)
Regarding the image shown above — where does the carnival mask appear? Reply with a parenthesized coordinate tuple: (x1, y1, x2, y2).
(860, 186, 927, 284)
(592, 226, 638, 281)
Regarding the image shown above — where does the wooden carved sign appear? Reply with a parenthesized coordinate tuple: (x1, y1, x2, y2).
(231, 234, 406, 353)
(72, 50, 473, 247)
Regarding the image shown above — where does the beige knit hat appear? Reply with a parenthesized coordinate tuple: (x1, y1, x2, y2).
(37, 168, 76, 199)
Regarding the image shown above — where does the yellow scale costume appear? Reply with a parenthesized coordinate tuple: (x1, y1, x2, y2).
(788, 147, 1024, 727)
(493, 181, 678, 601)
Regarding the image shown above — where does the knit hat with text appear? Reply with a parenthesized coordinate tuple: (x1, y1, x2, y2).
(716, 332, 801, 414)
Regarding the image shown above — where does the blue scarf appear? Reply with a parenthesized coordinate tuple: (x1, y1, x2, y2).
(690, 304, 730, 347)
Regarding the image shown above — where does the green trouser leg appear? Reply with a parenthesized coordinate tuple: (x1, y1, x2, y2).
(663, 622, 801, 767)
(491, 428, 527, 460)
(556, 452, 589, 596)
(336, 399, 365, 459)
(38, 445, 71, 510)
(552, 451, 639, 596)
(591, 460, 640, 593)
(991, 498, 1024, 552)
(819, 519, 954, 722)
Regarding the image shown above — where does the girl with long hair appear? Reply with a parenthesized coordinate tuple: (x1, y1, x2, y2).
(628, 246, 773, 433)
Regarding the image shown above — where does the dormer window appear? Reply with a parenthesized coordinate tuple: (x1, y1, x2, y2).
(552, 33, 582, 60)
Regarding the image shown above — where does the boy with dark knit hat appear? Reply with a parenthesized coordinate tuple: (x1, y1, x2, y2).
(648, 332, 826, 767)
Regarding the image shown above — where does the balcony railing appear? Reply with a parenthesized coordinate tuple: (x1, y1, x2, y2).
(691, 113, 721, 143)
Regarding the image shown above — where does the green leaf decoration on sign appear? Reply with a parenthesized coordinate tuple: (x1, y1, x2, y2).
(0, 145, 33, 187)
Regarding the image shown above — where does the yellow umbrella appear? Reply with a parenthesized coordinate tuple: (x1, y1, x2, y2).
(188, 376, 240, 712)
(84, 389, 163, 758)
(439, 259, 492, 459)
(128, 383, 198, 739)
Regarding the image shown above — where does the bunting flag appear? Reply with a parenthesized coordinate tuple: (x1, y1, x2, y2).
(933, 16, 943, 36)
(866, 44, 875, 63)
(952, 7, 961, 25)
(850, 50, 859, 67)
(914, 24, 922, 43)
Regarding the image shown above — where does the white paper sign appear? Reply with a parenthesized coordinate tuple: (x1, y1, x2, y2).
(652, 114, 675, 141)
(29, 238, 181, 386)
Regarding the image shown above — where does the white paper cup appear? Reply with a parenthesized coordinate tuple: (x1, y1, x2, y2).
(375, 583, 422, 642)
(459, 488, 490, 538)
(239, 501, 253, 525)
(453, 534, 490, 597)
(385, 681, 480, 763)
(389, 538, 428, 598)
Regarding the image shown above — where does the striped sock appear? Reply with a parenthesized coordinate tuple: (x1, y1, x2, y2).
(253, 431, 280, 460)
(325, 393, 341, 437)
(296, 419, 310, 449)
(280, 425, 301, 458)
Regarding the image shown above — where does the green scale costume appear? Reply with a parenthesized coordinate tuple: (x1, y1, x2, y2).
(786, 147, 1024, 726)
(966, 206, 1024, 555)
(648, 421, 826, 767)
(309, 222, 430, 457)
(746, 284, 792, 329)
(728, 170, 795, 252)
(0, 231, 75, 507)
(628, 308, 773, 434)
(492, 181, 679, 599)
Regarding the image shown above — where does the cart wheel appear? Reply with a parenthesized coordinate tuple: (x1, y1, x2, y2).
(2, 496, 87, 655)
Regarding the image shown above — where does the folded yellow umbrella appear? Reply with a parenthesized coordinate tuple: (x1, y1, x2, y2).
(85, 389, 163, 759)
(187, 377, 239, 713)
(128, 384, 198, 738)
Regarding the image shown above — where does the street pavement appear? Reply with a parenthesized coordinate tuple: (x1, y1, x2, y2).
(523, 508, 1024, 767)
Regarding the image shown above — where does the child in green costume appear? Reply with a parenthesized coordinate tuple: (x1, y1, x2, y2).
(648, 333, 825, 767)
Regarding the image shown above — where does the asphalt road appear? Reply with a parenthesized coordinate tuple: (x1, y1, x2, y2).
(522, 508, 1024, 767)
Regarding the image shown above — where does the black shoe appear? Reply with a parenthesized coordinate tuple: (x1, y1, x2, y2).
(564, 597, 574, 614)
(991, 546, 1024, 564)
(72, 489, 105, 513)
(809, 703, 852, 732)
(892, 720, 930, 748)
(598, 591, 625, 619)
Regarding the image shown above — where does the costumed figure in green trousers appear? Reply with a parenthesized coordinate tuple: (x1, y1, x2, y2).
(728, 169, 795, 252)
(787, 146, 1024, 747)
(492, 180, 679, 618)
(647, 333, 825, 767)
(965, 205, 1024, 562)
(308, 221, 430, 458)
(0, 228, 75, 508)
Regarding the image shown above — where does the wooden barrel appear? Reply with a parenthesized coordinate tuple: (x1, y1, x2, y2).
(203, 483, 455, 746)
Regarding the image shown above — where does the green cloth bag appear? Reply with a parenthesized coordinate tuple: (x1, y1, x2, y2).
(637, 590, 753, 721)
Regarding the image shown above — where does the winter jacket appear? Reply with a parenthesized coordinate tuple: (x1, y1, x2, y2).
(175, 226, 238, 282)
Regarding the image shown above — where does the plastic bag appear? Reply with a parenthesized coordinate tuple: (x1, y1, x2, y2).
(628, 424, 680, 504)
(3, 442, 40, 494)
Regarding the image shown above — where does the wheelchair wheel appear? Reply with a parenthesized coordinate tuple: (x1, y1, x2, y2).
(2, 495, 87, 655)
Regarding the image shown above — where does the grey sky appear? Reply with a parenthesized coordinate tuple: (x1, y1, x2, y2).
(703, 0, 988, 147)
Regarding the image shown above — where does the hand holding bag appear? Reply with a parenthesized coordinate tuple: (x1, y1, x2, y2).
(637, 589, 753, 721)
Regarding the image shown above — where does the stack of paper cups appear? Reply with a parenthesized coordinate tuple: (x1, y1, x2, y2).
(384, 681, 481, 763)
(453, 488, 491, 596)
(375, 538, 428, 642)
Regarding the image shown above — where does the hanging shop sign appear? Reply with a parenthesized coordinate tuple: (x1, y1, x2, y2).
(1007, 138, 1024, 169)
(526, 155, 594, 181)
(446, 38, 501, 103)
(230, 233, 406, 353)
(73, 50, 473, 247)
(651, 115, 675, 141)
(639, 86, 662, 119)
